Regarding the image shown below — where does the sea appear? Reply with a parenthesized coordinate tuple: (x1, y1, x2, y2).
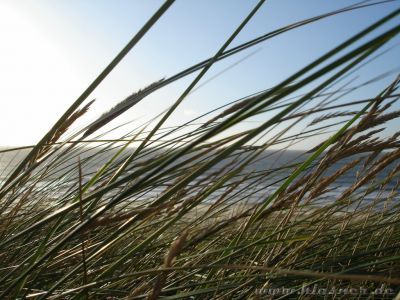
(0, 147, 398, 211)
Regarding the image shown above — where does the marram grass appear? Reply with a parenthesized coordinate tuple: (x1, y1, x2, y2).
(1, 1, 400, 299)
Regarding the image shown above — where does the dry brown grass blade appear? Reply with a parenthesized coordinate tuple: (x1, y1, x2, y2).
(35, 100, 95, 162)
(77, 158, 88, 294)
(148, 231, 188, 300)
(83, 79, 164, 138)
(341, 148, 400, 199)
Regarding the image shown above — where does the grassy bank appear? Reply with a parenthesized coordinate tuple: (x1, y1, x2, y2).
(1, 1, 400, 299)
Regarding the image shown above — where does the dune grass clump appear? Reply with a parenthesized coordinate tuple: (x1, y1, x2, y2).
(1, 1, 400, 299)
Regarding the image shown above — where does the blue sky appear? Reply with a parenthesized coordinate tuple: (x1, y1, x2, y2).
(1, 0, 399, 148)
